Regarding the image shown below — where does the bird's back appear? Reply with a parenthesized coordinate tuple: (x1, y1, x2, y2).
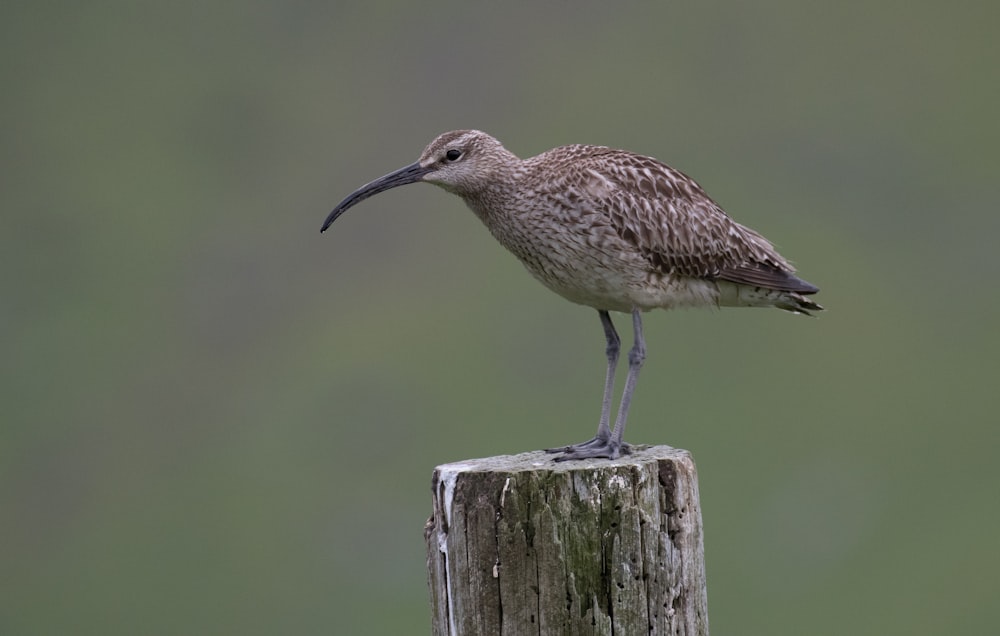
(462, 143, 820, 314)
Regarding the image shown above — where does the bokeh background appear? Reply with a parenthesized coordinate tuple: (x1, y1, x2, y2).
(4, 1, 998, 634)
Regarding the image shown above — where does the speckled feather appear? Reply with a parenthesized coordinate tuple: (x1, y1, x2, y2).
(413, 130, 821, 315)
(321, 129, 823, 459)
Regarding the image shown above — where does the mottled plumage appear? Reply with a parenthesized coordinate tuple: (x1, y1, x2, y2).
(321, 130, 822, 460)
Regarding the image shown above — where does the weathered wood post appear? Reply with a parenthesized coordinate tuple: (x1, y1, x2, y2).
(425, 445, 708, 635)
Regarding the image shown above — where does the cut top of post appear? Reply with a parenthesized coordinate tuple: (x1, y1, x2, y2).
(426, 445, 709, 635)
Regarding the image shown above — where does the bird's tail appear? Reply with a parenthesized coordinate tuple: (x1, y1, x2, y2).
(717, 281, 824, 316)
(774, 293, 824, 316)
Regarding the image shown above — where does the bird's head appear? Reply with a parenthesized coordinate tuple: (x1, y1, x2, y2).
(321, 130, 513, 232)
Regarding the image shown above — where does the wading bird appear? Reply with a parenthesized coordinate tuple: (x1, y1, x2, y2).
(321, 130, 822, 460)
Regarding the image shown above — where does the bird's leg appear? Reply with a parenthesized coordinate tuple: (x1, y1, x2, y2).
(607, 308, 645, 453)
(548, 309, 630, 461)
(595, 309, 620, 443)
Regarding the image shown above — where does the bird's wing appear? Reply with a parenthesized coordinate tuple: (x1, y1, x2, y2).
(565, 149, 813, 292)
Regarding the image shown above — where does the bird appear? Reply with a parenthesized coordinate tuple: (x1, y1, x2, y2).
(321, 130, 822, 461)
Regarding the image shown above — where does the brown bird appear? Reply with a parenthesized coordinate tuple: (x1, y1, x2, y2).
(321, 130, 822, 460)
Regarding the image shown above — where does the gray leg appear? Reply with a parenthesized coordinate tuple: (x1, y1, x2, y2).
(608, 308, 645, 451)
(595, 310, 620, 443)
(546, 310, 619, 455)
(549, 309, 642, 461)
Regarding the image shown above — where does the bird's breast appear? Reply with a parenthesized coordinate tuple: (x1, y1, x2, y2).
(465, 195, 720, 312)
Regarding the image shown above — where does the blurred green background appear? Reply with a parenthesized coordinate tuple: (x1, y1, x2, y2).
(3, 1, 998, 634)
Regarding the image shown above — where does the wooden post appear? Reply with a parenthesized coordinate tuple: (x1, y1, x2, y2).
(425, 445, 709, 635)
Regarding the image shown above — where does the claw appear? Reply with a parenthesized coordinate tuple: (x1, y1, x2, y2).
(549, 440, 632, 462)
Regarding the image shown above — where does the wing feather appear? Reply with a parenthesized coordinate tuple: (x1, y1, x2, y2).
(543, 147, 813, 293)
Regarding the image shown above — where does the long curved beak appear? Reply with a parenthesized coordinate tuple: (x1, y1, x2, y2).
(320, 162, 432, 232)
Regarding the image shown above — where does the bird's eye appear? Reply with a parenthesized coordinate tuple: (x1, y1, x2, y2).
(445, 149, 462, 162)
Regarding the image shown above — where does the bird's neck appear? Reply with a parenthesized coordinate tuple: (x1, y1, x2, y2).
(459, 159, 522, 225)
(463, 184, 511, 226)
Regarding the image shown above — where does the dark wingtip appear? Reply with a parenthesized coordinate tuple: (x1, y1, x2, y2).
(797, 280, 820, 295)
(719, 265, 820, 295)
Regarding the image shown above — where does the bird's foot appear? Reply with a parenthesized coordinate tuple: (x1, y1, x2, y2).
(545, 438, 632, 462)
